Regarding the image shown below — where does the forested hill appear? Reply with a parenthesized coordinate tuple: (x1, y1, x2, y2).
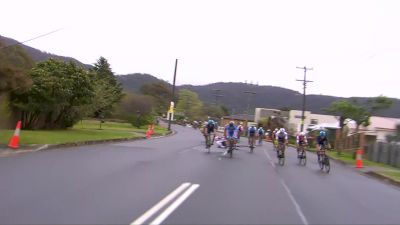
(116, 73, 170, 93)
(0, 35, 90, 69)
(117, 74, 400, 118)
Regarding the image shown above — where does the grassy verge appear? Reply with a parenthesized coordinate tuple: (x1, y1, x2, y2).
(0, 120, 169, 145)
(325, 150, 400, 183)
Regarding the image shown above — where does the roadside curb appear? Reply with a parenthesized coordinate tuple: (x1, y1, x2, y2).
(0, 130, 174, 157)
(325, 152, 400, 188)
(363, 171, 400, 188)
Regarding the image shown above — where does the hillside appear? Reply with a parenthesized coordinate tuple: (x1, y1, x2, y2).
(0, 35, 90, 69)
(117, 74, 400, 118)
(116, 73, 170, 93)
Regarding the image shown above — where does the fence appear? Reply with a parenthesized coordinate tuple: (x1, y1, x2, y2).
(365, 142, 400, 168)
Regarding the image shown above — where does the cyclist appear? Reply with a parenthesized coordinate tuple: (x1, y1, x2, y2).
(224, 121, 238, 154)
(296, 132, 308, 157)
(272, 128, 279, 148)
(205, 119, 216, 145)
(266, 129, 272, 141)
(215, 135, 227, 148)
(248, 125, 257, 147)
(316, 130, 329, 161)
(257, 126, 265, 145)
(237, 122, 244, 143)
(275, 128, 288, 157)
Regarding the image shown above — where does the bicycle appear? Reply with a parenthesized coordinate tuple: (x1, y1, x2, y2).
(297, 143, 307, 166)
(277, 142, 285, 166)
(249, 135, 256, 153)
(205, 134, 211, 153)
(258, 134, 264, 146)
(227, 136, 235, 158)
(318, 144, 330, 173)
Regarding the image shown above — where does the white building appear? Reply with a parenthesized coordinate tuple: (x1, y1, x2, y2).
(255, 108, 339, 134)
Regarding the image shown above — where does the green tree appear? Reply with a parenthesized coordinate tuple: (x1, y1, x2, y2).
(202, 104, 230, 121)
(175, 89, 203, 121)
(10, 59, 95, 129)
(90, 57, 124, 119)
(140, 82, 172, 115)
(0, 40, 33, 94)
(327, 96, 393, 153)
(114, 92, 155, 128)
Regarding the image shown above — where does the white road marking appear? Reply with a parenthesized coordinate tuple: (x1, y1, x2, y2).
(130, 183, 191, 225)
(150, 184, 200, 225)
(263, 148, 275, 168)
(34, 144, 49, 152)
(280, 179, 309, 225)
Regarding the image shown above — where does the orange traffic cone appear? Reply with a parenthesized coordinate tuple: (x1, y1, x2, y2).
(355, 149, 364, 168)
(145, 129, 152, 139)
(8, 121, 22, 149)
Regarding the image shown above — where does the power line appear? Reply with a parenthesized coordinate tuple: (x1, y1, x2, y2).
(296, 66, 314, 132)
(0, 28, 63, 50)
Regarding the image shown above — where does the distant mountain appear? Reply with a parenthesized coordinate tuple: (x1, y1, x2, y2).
(116, 73, 171, 93)
(117, 74, 400, 118)
(0, 35, 91, 69)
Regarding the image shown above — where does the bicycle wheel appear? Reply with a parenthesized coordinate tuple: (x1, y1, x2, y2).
(278, 147, 285, 166)
(299, 150, 307, 166)
(205, 135, 211, 153)
(324, 156, 331, 173)
(279, 151, 285, 166)
(318, 153, 324, 170)
(229, 139, 234, 158)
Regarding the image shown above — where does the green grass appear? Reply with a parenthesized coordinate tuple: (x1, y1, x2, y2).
(379, 171, 400, 182)
(325, 149, 400, 182)
(0, 120, 169, 145)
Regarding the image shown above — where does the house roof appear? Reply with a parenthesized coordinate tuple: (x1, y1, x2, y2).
(223, 114, 255, 121)
(366, 116, 400, 130)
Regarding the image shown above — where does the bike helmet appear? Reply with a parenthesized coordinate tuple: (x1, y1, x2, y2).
(319, 130, 326, 137)
(208, 119, 214, 124)
(280, 128, 285, 133)
(299, 132, 305, 136)
(229, 121, 234, 125)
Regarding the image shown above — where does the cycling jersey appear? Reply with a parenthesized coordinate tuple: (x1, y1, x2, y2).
(248, 126, 257, 137)
(296, 135, 308, 145)
(317, 135, 328, 146)
(225, 125, 237, 138)
(206, 122, 215, 133)
(276, 131, 288, 143)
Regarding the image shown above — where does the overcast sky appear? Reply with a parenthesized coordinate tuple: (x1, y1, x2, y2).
(2, 0, 400, 98)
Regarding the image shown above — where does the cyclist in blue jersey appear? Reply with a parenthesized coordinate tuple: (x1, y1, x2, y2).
(316, 130, 329, 161)
(224, 121, 238, 154)
(248, 125, 257, 146)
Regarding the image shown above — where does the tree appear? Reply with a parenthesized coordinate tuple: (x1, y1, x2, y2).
(327, 96, 393, 153)
(175, 89, 204, 121)
(10, 59, 95, 129)
(90, 57, 124, 119)
(140, 82, 172, 115)
(202, 104, 229, 121)
(114, 92, 155, 128)
(0, 40, 33, 94)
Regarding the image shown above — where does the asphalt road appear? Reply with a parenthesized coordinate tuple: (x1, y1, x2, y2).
(0, 125, 399, 224)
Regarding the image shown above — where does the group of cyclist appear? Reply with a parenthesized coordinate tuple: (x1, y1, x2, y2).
(201, 119, 330, 160)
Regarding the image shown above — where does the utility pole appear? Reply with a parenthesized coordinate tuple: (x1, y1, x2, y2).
(296, 66, 313, 132)
(212, 89, 223, 105)
(244, 91, 256, 115)
(168, 59, 178, 131)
